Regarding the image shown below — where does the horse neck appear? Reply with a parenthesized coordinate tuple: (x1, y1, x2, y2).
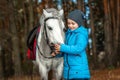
(37, 24, 51, 56)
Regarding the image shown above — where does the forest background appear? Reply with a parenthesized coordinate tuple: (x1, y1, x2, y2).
(0, 0, 120, 80)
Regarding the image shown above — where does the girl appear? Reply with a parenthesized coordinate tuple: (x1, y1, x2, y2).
(52, 10, 90, 80)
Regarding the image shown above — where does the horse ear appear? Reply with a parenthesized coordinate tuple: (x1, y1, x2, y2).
(59, 9, 64, 16)
(43, 9, 48, 16)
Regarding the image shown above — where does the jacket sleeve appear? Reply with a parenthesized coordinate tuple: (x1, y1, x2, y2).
(60, 33, 88, 54)
(55, 53, 64, 58)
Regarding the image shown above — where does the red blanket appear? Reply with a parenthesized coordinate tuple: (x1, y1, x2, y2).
(27, 27, 40, 60)
(27, 38, 36, 60)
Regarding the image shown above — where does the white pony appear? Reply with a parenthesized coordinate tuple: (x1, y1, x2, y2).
(33, 8, 65, 80)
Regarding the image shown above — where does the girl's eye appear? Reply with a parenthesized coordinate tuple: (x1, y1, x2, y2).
(68, 22, 72, 25)
(72, 22, 75, 25)
(48, 26, 53, 30)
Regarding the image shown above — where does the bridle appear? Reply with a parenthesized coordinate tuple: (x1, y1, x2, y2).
(36, 16, 63, 59)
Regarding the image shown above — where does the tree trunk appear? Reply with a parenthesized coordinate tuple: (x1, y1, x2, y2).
(8, 0, 22, 76)
(108, 1, 117, 66)
(103, 0, 114, 67)
(113, 0, 120, 66)
(88, 0, 98, 69)
(77, 0, 85, 12)
(28, 0, 34, 31)
(0, 46, 4, 79)
(102, 0, 120, 67)
(116, 0, 120, 50)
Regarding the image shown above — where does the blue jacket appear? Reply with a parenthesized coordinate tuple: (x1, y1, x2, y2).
(60, 26, 90, 79)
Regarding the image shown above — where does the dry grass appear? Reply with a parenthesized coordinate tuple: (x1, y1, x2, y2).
(1, 75, 40, 80)
(91, 68, 120, 80)
(1, 68, 120, 80)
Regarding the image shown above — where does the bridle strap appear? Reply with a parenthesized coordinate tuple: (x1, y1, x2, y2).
(44, 17, 58, 22)
(36, 43, 54, 59)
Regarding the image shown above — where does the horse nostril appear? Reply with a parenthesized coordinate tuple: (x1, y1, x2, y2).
(50, 43, 55, 51)
(50, 43, 54, 46)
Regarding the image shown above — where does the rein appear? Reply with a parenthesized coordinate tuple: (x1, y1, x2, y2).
(37, 17, 60, 59)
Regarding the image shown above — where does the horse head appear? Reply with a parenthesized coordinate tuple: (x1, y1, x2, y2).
(41, 8, 65, 45)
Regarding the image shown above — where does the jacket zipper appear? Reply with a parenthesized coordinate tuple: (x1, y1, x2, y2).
(66, 32, 72, 79)
(66, 54, 70, 79)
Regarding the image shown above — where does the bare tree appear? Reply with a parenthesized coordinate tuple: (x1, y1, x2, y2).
(103, 0, 120, 67)
(110, 0, 120, 66)
(7, 0, 22, 76)
(88, 0, 98, 69)
(0, 45, 3, 79)
(77, 0, 85, 12)
(28, 0, 34, 32)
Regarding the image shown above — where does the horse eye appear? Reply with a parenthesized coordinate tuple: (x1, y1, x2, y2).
(48, 26, 53, 30)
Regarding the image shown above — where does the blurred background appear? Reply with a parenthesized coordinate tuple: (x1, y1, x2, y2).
(0, 0, 120, 80)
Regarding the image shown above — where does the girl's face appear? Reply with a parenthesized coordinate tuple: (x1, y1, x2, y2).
(67, 19, 79, 30)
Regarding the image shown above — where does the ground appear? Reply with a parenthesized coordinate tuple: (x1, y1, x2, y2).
(1, 67, 120, 80)
(90, 67, 120, 80)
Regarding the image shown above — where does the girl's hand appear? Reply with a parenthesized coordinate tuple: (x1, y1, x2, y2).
(51, 51, 59, 56)
(51, 44, 60, 56)
(51, 44, 61, 56)
(54, 44, 60, 52)
(51, 52, 56, 56)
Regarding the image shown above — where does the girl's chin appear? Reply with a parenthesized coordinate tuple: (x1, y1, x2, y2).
(70, 28, 75, 30)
